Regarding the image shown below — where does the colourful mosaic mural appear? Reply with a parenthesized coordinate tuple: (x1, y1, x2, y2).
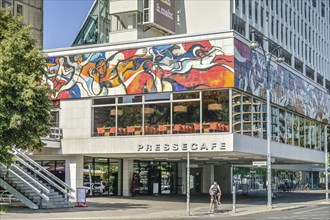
(44, 40, 234, 99)
(234, 39, 328, 121)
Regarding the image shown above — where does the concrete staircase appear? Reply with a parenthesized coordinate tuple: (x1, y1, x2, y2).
(0, 148, 75, 209)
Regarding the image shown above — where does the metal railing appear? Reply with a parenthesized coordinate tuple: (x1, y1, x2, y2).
(11, 148, 75, 200)
(0, 164, 49, 201)
(42, 127, 63, 141)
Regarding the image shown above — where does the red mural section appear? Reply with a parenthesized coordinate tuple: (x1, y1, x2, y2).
(44, 40, 234, 99)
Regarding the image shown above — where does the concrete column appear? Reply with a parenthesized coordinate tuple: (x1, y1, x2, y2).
(65, 155, 84, 200)
(179, 162, 186, 194)
(122, 159, 134, 197)
(202, 165, 214, 193)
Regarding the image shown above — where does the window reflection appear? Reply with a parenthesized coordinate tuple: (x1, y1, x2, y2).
(173, 101, 200, 134)
(117, 105, 142, 136)
(202, 90, 229, 133)
(144, 103, 170, 135)
(90, 89, 325, 152)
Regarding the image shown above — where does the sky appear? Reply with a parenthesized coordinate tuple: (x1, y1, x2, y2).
(43, 0, 94, 50)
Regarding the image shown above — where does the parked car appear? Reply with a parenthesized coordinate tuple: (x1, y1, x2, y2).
(83, 182, 105, 195)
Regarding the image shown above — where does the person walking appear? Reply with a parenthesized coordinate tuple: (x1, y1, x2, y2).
(208, 180, 222, 213)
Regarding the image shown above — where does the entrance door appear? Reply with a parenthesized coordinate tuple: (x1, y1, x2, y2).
(190, 168, 202, 194)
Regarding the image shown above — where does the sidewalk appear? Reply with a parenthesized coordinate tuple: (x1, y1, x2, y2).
(0, 190, 329, 219)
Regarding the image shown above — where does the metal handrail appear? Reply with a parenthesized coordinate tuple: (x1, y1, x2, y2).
(0, 164, 49, 201)
(13, 148, 75, 192)
(14, 157, 74, 199)
(11, 164, 50, 194)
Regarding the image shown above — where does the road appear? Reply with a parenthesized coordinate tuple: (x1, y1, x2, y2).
(190, 204, 330, 220)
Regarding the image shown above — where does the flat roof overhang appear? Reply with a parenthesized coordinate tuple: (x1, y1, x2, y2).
(35, 133, 326, 166)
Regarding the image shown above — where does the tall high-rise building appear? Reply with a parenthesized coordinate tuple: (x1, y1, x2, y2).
(28, 0, 330, 200)
(1, 0, 43, 46)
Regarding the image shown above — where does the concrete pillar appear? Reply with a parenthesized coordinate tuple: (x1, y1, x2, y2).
(65, 155, 84, 200)
(179, 162, 186, 194)
(202, 165, 214, 193)
(214, 164, 231, 194)
(122, 159, 134, 197)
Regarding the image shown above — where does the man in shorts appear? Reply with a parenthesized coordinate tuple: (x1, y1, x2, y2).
(208, 180, 222, 212)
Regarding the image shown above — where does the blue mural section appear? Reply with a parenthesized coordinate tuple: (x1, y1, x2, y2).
(234, 39, 328, 121)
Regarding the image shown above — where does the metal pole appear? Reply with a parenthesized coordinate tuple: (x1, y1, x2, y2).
(266, 55, 272, 209)
(186, 151, 190, 216)
(325, 125, 329, 201)
(232, 184, 236, 213)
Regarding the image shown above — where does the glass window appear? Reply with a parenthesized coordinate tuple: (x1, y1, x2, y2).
(50, 110, 59, 127)
(310, 121, 316, 150)
(110, 12, 141, 31)
(16, 4, 23, 15)
(118, 95, 142, 104)
(173, 92, 199, 100)
(2, 1, 11, 9)
(242, 94, 252, 136)
(93, 97, 116, 105)
(305, 119, 311, 149)
(93, 106, 116, 136)
(144, 103, 170, 135)
(299, 117, 305, 147)
(271, 107, 279, 142)
(286, 112, 293, 145)
(293, 115, 299, 146)
(202, 90, 229, 133)
(173, 101, 200, 134)
(145, 93, 170, 102)
(232, 91, 242, 134)
(278, 109, 285, 143)
(252, 98, 263, 138)
(117, 105, 142, 136)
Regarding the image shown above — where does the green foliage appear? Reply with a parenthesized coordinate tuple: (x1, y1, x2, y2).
(0, 9, 53, 164)
(0, 205, 8, 213)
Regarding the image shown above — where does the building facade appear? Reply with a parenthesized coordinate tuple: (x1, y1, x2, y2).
(1, 0, 43, 46)
(37, 0, 329, 198)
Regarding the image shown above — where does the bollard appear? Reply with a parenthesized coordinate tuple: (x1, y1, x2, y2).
(232, 185, 236, 214)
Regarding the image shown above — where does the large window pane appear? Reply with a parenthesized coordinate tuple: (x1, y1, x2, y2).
(117, 105, 142, 136)
(202, 90, 229, 133)
(144, 103, 170, 135)
(293, 115, 299, 146)
(271, 107, 279, 142)
(299, 117, 305, 147)
(232, 91, 242, 134)
(173, 92, 199, 100)
(242, 94, 252, 136)
(93, 106, 116, 136)
(305, 120, 311, 149)
(252, 98, 263, 138)
(173, 101, 200, 134)
(279, 109, 285, 143)
(286, 112, 293, 145)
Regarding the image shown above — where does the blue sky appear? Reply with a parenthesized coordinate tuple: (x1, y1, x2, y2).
(43, 0, 94, 50)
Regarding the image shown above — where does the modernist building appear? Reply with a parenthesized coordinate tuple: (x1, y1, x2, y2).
(36, 0, 329, 198)
(0, 0, 43, 46)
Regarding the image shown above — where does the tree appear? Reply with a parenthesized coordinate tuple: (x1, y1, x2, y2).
(0, 9, 53, 164)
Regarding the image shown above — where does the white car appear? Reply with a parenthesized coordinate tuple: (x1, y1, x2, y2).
(83, 182, 105, 195)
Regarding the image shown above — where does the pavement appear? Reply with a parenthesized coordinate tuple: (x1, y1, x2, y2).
(0, 190, 329, 219)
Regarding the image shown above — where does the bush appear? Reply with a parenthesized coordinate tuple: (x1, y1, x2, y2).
(0, 205, 8, 213)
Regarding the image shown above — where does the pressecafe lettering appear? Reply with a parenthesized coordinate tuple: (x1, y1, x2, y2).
(137, 142, 226, 152)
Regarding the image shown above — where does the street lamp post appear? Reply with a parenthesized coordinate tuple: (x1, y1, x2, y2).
(250, 20, 284, 208)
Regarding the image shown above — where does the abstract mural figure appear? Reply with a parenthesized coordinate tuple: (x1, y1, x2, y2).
(55, 54, 93, 97)
(45, 40, 235, 100)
